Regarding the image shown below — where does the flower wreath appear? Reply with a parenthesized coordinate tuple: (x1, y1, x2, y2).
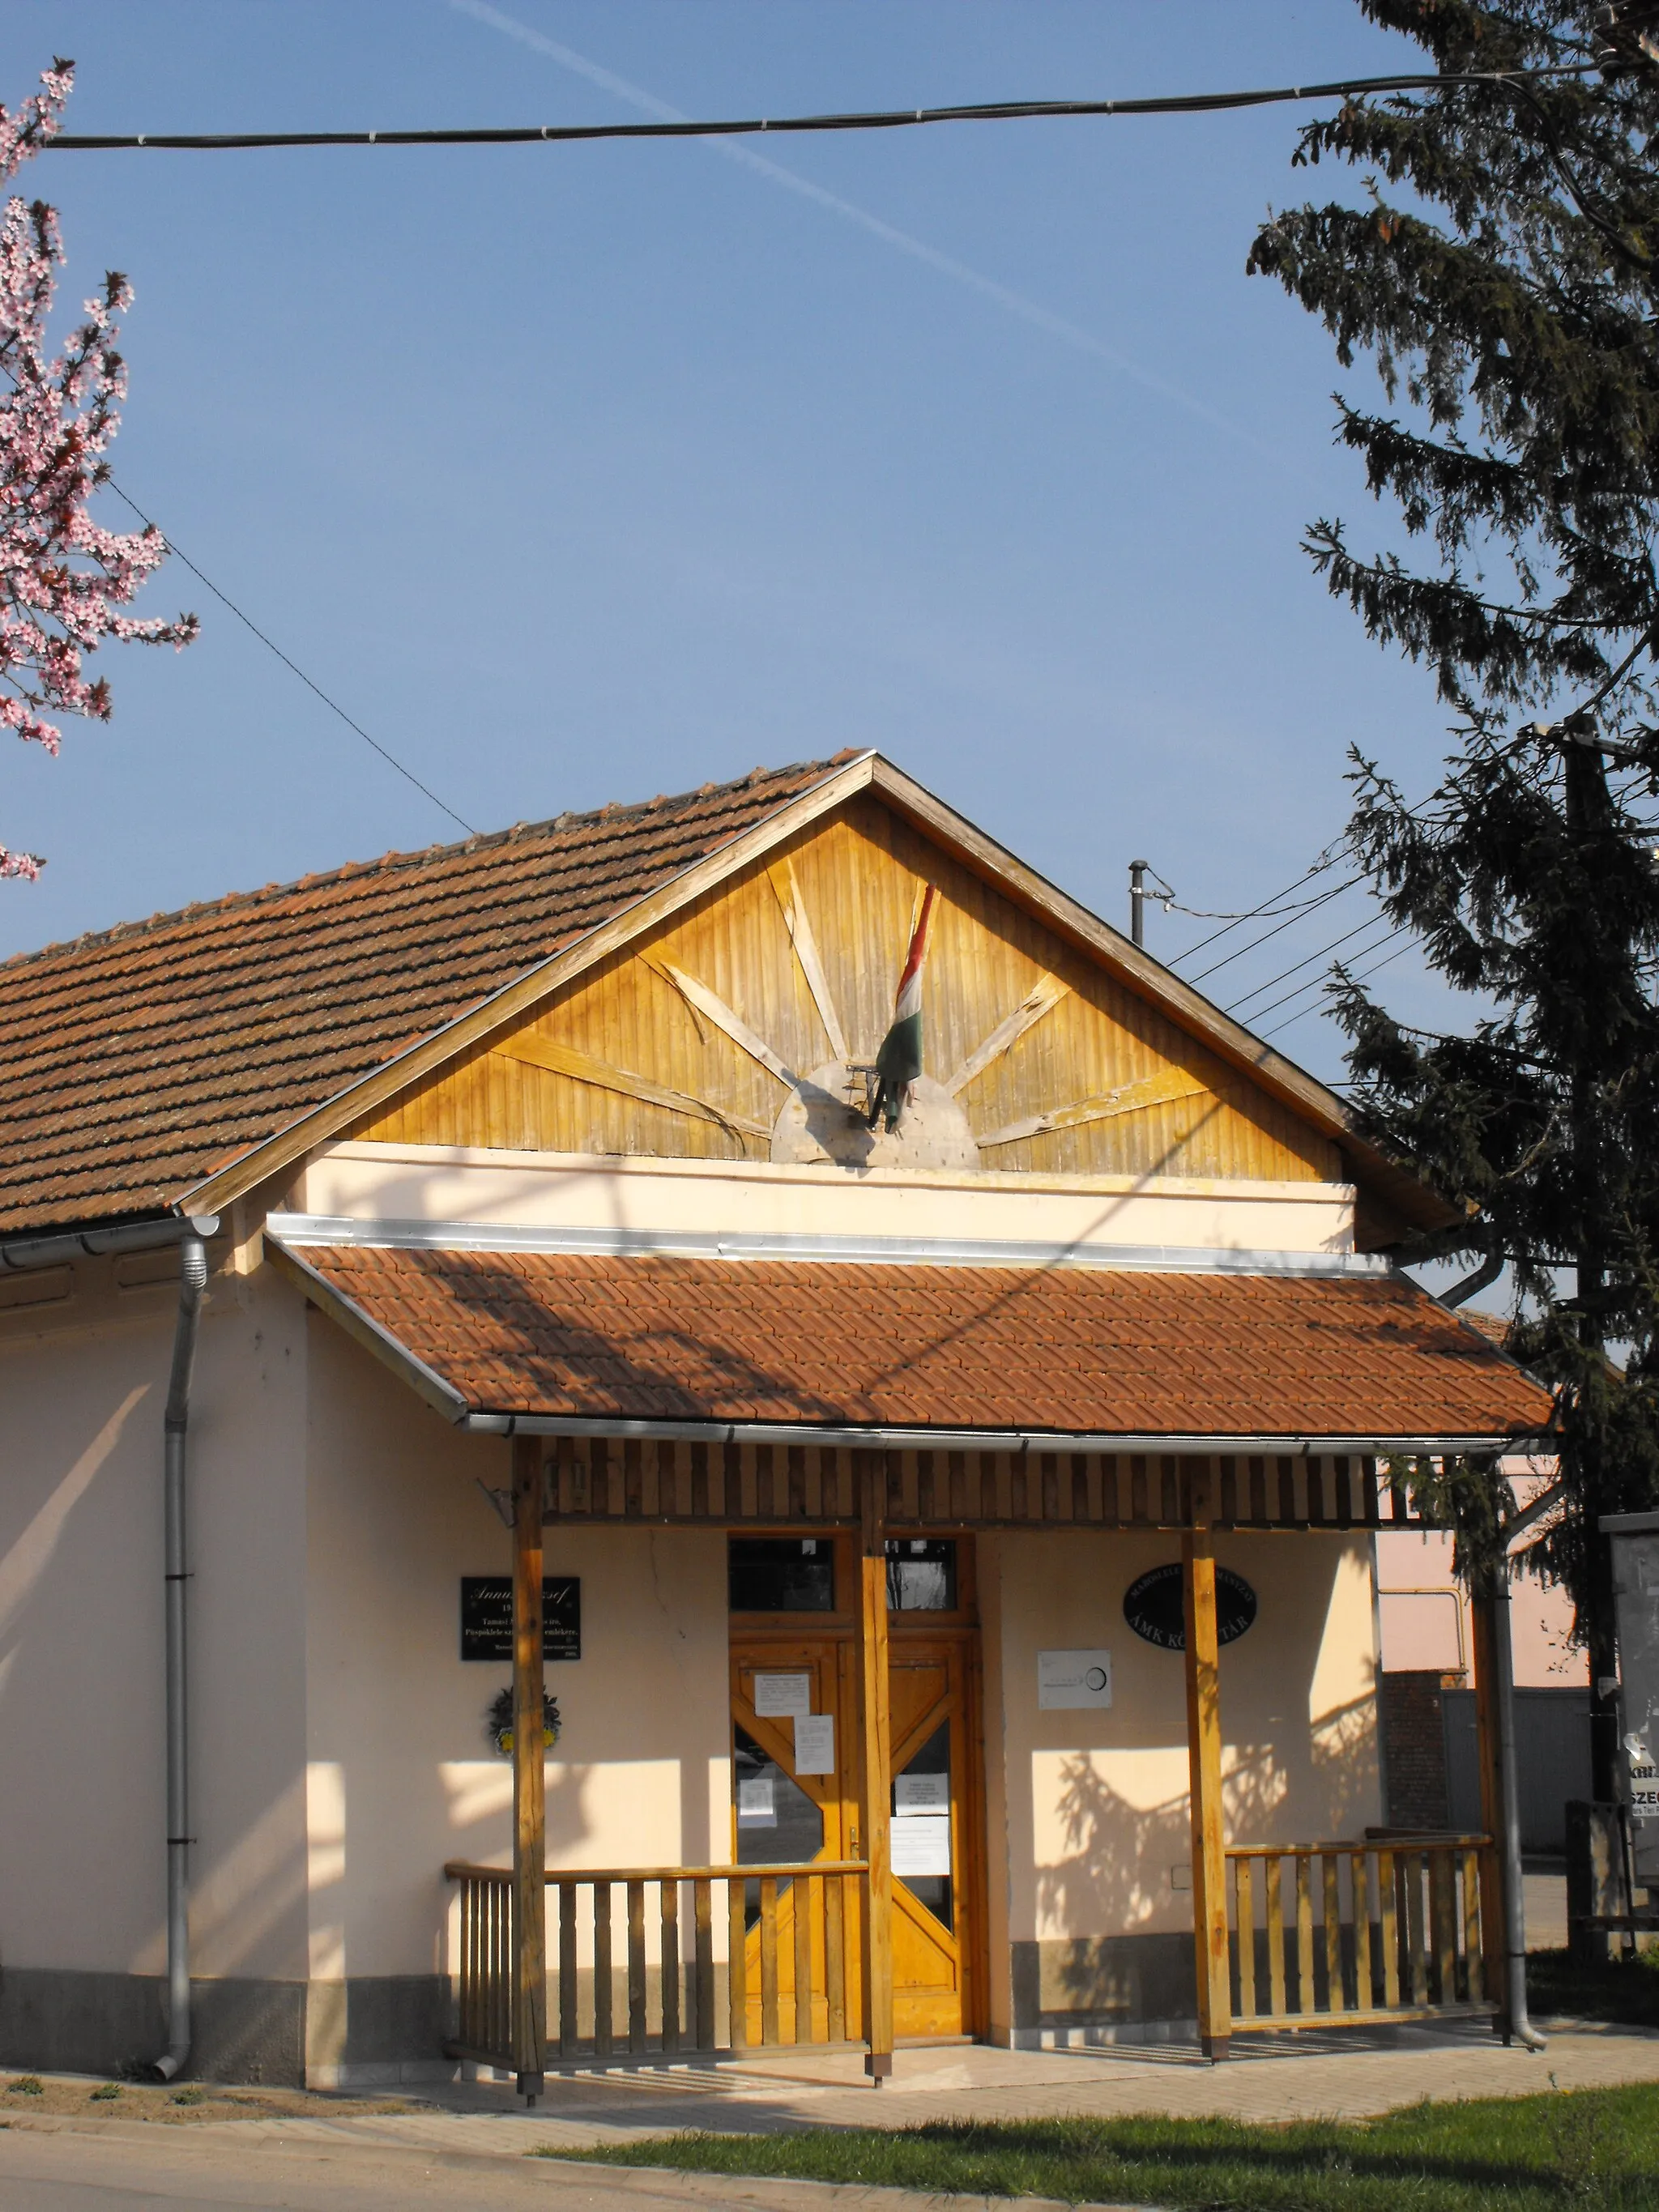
(486, 1686, 561, 1757)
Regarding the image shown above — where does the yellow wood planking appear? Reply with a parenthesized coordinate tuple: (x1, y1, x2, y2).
(651, 960, 801, 1089)
(976, 1068, 1215, 1150)
(768, 859, 849, 1062)
(491, 1032, 770, 1139)
(353, 793, 1341, 1183)
(945, 973, 1068, 1095)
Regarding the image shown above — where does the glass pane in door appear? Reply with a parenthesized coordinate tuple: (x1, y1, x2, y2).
(735, 1723, 824, 1926)
(891, 1720, 953, 1930)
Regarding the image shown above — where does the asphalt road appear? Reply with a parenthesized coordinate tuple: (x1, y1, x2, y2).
(0, 2125, 1081, 2212)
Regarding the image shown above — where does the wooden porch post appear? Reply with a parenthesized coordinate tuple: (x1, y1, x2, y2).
(511, 1434, 547, 2101)
(857, 1459, 894, 2082)
(1183, 1507, 1231, 2061)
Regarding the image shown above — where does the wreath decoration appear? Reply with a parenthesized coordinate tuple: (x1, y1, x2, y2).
(487, 1686, 561, 1757)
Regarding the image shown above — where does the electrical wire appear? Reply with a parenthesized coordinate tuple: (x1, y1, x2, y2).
(40, 65, 1596, 153)
(1222, 908, 1400, 1016)
(1164, 888, 1340, 922)
(1260, 938, 1414, 1040)
(1180, 872, 1363, 985)
(106, 479, 479, 837)
(1242, 923, 1413, 1028)
(1166, 846, 1352, 970)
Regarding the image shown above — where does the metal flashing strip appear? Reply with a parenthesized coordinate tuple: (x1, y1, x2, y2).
(266, 1239, 471, 1421)
(460, 1412, 1541, 1455)
(266, 1213, 1388, 1278)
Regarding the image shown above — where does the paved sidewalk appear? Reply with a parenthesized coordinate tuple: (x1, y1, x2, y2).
(3, 2022, 1657, 2209)
(228, 2018, 1659, 2152)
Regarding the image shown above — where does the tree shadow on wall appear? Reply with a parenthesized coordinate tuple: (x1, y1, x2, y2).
(1034, 1695, 1384, 2016)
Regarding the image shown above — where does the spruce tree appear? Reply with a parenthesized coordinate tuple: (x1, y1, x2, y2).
(1247, 0, 1659, 1800)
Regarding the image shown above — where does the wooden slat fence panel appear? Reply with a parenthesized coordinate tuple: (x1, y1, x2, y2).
(1226, 1836, 1495, 2035)
(446, 1861, 867, 2068)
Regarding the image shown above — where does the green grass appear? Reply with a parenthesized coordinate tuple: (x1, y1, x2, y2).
(552, 2083, 1659, 2210)
(1529, 1946, 1659, 2027)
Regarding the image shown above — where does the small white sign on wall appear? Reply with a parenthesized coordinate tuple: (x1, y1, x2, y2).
(794, 1713, 835, 1774)
(1038, 1649, 1112, 1709)
(895, 1772, 949, 1812)
(752, 1672, 812, 1718)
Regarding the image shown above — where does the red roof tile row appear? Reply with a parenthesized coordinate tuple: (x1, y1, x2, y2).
(284, 1242, 1555, 1442)
(0, 758, 853, 1234)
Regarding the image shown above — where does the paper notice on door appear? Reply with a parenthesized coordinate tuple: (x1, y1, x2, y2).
(891, 1811, 951, 1877)
(895, 1771, 949, 1813)
(752, 1672, 812, 1718)
(793, 1712, 834, 1774)
(737, 1774, 777, 1826)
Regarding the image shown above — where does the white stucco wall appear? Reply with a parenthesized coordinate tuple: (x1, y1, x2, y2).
(301, 1319, 732, 1984)
(294, 1143, 1360, 1259)
(0, 1256, 309, 1986)
(1, 1240, 1384, 2062)
(989, 1528, 1382, 1950)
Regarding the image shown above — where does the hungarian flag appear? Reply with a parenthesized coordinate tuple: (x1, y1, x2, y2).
(868, 884, 937, 1131)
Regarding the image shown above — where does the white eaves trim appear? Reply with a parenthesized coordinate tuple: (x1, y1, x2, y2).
(266, 1211, 1392, 1277)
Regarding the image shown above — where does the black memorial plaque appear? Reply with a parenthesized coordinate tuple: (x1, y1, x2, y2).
(460, 1576, 581, 1661)
(1122, 1562, 1256, 1652)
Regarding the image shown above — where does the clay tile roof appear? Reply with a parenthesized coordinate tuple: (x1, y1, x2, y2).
(279, 1243, 1556, 1443)
(1456, 1307, 1512, 1349)
(0, 755, 859, 1237)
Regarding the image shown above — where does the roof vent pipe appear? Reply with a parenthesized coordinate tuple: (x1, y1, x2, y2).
(147, 1218, 215, 2082)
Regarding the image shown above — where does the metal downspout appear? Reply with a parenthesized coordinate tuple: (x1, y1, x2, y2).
(149, 1222, 215, 2082)
(1492, 1551, 1547, 2050)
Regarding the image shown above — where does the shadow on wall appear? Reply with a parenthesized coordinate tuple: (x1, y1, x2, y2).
(1035, 1691, 1380, 2013)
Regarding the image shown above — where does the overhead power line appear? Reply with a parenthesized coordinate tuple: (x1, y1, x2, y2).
(1180, 872, 1362, 986)
(1243, 923, 1412, 1029)
(1165, 846, 1352, 970)
(1260, 938, 1414, 1042)
(107, 480, 479, 837)
(1222, 909, 1399, 1017)
(41, 65, 1594, 153)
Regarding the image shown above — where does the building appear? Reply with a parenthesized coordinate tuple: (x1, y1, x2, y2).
(1379, 1448, 1589, 1852)
(0, 752, 1550, 2087)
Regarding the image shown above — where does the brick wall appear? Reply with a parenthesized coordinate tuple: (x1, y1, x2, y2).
(1380, 1670, 1456, 1830)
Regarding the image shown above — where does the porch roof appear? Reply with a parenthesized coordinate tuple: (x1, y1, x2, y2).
(272, 1236, 1554, 1452)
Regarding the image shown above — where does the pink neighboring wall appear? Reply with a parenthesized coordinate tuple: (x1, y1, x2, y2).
(1375, 1455, 1584, 1689)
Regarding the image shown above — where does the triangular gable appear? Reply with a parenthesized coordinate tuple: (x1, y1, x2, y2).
(351, 787, 1339, 1191)
(181, 756, 1448, 1242)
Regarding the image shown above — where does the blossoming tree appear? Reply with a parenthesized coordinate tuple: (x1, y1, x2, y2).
(1, 58, 196, 879)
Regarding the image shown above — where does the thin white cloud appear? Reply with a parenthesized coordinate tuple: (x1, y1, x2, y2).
(447, 0, 1283, 463)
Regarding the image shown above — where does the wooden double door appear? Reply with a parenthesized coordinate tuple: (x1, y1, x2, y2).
(730, 1620, 983, 2043)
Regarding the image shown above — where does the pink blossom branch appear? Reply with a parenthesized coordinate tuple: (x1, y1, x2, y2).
(0, 58, 197, 876)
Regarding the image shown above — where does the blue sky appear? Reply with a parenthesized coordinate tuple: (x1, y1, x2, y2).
(0, 2, 1467, 1088)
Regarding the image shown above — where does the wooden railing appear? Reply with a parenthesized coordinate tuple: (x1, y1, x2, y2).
(1226, 1835, 1495, 2031)
(446, 1859, 869, 2069)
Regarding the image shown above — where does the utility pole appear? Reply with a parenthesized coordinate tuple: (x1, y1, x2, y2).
(1129, 859, 1149, 948)
(1563, 735, 1625, 1805)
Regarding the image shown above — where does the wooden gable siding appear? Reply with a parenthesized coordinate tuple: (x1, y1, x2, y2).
(352, 796, 1340, 1183)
